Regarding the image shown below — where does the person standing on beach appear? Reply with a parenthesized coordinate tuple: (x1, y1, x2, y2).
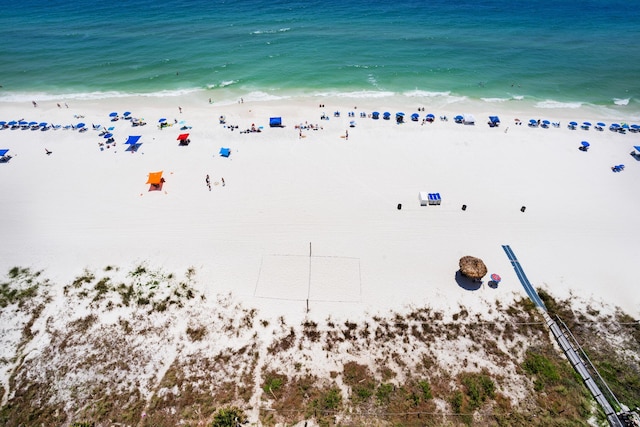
(206, 174, 211, 191)
(221, 177, 225, 187)
(32, 101, 37, 107)
(345, 129, 349, 140)
(178, 106, 182, 114)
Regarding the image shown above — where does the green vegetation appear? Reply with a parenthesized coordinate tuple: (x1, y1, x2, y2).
(211, 406, 247, 427)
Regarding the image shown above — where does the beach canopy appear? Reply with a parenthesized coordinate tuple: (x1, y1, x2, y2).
(269, 117, 282, 127)
(0, 149, 9, 157)
(103, 133, 113, 139)
(109, 112, 118, 117)
(489, 116, 500, 124)
(177, 133, 190, 141)
(125, 135, 141, 145)
(76, 123, 85, 128)
(634, 146, 640, 153)
(581, 141, 590, 147)
(146, 171, 163, 185)
(459, 256, 487, 279)
(219, 147, 231, 157)
(597, 122, 606, 127)
(123, 112, 131, 117)
(158, 118, 167, 123)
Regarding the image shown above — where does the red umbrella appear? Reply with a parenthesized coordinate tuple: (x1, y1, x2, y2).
(490, 274, 501, 283)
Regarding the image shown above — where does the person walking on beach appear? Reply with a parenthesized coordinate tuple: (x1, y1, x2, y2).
(32, 101, 37, 108)
(178, 106, 182, 114)
(345, 129, 349, 140)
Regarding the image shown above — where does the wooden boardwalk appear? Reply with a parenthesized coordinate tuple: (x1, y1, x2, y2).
(502, 245, 624, 427)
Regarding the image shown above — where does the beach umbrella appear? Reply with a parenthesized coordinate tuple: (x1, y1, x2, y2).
(103, 133, 113, 139)
(633, 146, 640, 153)
(109, 112, 118, 117)
(28, 121, 38, 126)
(8, 121, 17, 126)
(583, 122, 591, 126)
(159, 118, 167, 123)
(529, 119, 537, 124)
(458, 256, 487, 280)
(569, 121, 578, 126)
(123, 111, 131, 117)
(622, 123, 630, 129)
(581, 141, 590, 147)
(490, 274, 501, 283)
(77, 123, 86, 128)
(0, 121, 6, 126)
(631, 124, 640, 130)
(542, 120, 550, 125)
(39, 122, 47, 127)
(597, 122, 606, 126)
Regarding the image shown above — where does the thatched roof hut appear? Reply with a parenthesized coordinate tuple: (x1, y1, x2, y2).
(459, 256, 487, 279)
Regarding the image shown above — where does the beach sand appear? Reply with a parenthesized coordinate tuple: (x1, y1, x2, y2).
(1, 93, 639, 322)
(2, 93, 640, 425)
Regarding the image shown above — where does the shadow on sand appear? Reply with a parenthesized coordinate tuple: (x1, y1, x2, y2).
(455, 270, 482, 291)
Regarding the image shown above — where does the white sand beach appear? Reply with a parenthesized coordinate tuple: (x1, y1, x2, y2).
(1, 93, 639, 322)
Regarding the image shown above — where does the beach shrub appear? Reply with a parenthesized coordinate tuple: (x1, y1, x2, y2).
(211, 406, 247, 427)
(376, 382, 394, 404)
(523, 351, 559, 391)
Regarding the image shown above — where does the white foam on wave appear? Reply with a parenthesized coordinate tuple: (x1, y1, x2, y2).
(480, 97, 510, 103)
(613, 98, 630, 106)
(403, 90, 451, 98)
(243, 91, 289, 102)
(250, 28, 291, 35)
(535, 99, 583, 109)
(512, 95, 525, 100)
(0, 88, 201, 103)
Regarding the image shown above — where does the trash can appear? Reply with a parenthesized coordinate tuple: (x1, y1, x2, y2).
(397, 203, 402, 210)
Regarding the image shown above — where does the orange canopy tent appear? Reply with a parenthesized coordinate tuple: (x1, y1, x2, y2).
(146, 171, 163, 185)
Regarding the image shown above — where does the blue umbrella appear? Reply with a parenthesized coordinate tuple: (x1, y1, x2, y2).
(39, 122, 47, 127)
(610, 123, 620, 128)
(8, 121, 17, 126)
(597, 122, 606, 127)
(631, 124, 640, 129)
(542, 120, 550, 124)
(396, 112, 405, 116)
(28, 121, 38, 126)
(581, 141, 590, 147)
(583, 122, 591, 126)
(77, 123, 86, 128)
(569, 121, 578, 126)
(123, 111, 131, 117)
(103, 133, 113, 139)
(159, 118, 167, 123)
(109, 112, 118, 117)
(622, 123, 630, 129)
(0, 121, 6, 126)
(529, 119, 537, 124)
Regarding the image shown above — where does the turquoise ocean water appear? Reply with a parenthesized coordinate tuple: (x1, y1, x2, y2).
(1, 0, 640, 111)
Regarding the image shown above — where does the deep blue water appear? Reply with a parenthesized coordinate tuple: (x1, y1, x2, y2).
(1, 0, 639, 110)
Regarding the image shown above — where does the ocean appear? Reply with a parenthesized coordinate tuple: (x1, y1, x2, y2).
(1, 0, 639, 112)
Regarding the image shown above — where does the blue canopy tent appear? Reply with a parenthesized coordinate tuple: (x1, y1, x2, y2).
(372, 112, 380, 120)
(219, 147, 231, 157)
(269, 117, 282, 127)
(125, 135, 142, 152)
(396, 112, 405, 123)
(426, 113, 435, 122)
(454, 115, 464, 123)
(0, 149, 11, 163)
(489, 116, 500, 127)
(383, 112, 391, 120)
(580, 141, 590, 151)
(411, 113, 419, 121)
(632, 146, 640, 157)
